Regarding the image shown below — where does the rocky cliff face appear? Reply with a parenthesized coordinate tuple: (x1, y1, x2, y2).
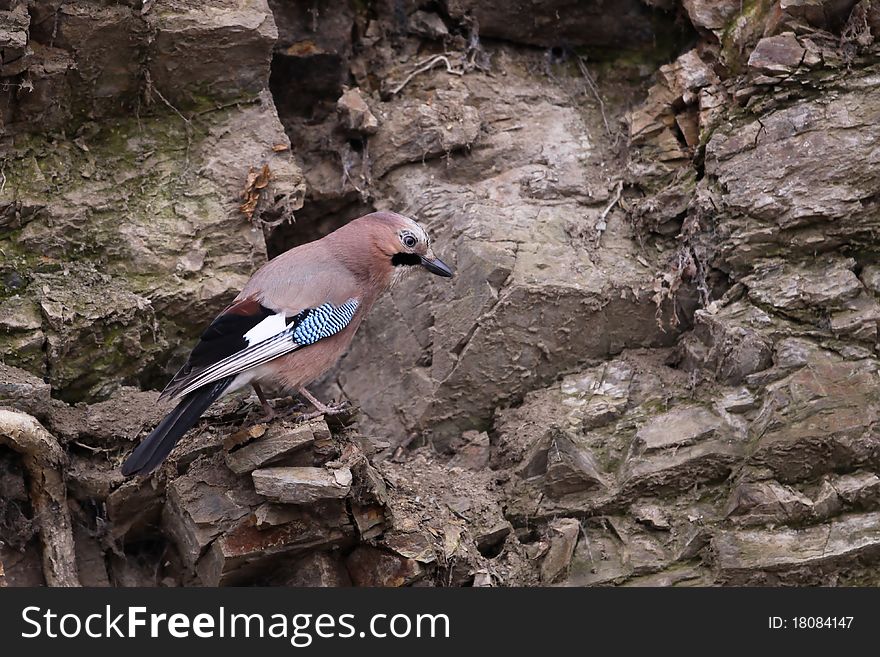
(2, 0, 880, 587)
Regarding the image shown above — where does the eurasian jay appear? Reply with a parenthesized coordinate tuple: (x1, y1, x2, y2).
(121, 211, 453, 476)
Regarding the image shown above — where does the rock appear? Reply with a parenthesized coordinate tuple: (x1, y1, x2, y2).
(371, 90, 481, 177)
(252, 466, 352, 504)
(742, 256, 863, 316)
(829, 293, 880, 342)
(197, 501, 354, 586)
(385, 530, 436, 563)
(809, 480, 842, 520)
(779, 0, 861, 30)
(724, 480, 813, 526)
(2, 0, 304, 399)
(44, 3, 146, 120)
(705, 77, 880, 270)
(676, 526, 711, 561)
(562, 522, 630, 586)
(472, 571, 494, 587)
(79, 387, 165, 447)
(621, 406, 745, 496)
(2, 95, 304, 400)
(541, 431, 610, 498)
(493, 360, 634, 473)
(828, 472, 880, 509)
(556, 360, 635, 432)
(147, 0, 278, 108)
(682, 0, 742, 31)
(0, 363, 51, 419)
(607, 517, 673, 575)
(660, 50, 719, 104)
(408, 11, 449, 39)
(6, 0, 880, 591)
(633, 406, 724, 452)
(541, 518, 580, 583)
(748, 353, 880, 483)
(162, 455, 263, 567)
(494, 351, 760, 522)
(345, 546, 423, 587)
(351, 504, 387, 540)
(251, 503, 299, 528)
(631, 502, 672, 531)
(623, 564, 710, 587)
(475, 522, 512, 556)
(448, 431, 490, 471)
(498, 394, 613, 502)
(859, 263, 880, 296)
(225, 420, 326, 474)
(0, 295, 44, 376)
(748, 33, 808, 75)
(720, 387, 758, 414)
(73, 525, 110, 587)
(714, 513, 880, 584)
(336, 87, 379, 136)
(629, 48, 718, 159)
(284, 551, 352, 587)
(35, 270, 163, 401)
(675, 302, 774, 385)
(106, 476, 166, 542)
(761, 338, 824, 380)
(0, 3, 29, 61)
(66, 455, 125, 502)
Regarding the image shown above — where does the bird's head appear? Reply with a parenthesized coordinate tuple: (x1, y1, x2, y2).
(352, 211, 454, 280)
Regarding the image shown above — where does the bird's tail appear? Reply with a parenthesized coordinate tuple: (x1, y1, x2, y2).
(121, 377, 233, 476)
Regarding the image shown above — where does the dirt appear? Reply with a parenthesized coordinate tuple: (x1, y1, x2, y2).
(2, 0, 880, 587)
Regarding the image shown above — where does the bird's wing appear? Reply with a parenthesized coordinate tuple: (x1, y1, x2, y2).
(161, 254, 361, 401)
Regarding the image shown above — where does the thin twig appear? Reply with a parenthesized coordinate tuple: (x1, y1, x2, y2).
(575, 55, 614, 140)
(150, 84, 191, 125)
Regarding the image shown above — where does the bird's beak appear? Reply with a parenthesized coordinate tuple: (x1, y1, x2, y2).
(419, 253, 454, 277)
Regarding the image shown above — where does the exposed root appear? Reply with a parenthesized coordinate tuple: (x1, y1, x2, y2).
(389, 54, 466, 96)
(0, 409, 80, 587)
(595, 180, 623, 246)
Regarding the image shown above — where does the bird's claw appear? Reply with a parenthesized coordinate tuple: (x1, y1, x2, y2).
(296, 400, 349, 422)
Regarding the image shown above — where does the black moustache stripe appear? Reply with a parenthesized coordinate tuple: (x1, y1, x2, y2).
(392, 252, 421, 266)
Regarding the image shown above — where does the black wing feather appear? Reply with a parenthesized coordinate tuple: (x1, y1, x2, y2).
(121, 377, 233, 476)
(160, 297, 275, 401)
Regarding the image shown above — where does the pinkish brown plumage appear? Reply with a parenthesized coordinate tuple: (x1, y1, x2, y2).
(122, 211, 453, 476)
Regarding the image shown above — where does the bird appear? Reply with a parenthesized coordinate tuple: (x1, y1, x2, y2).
(121, 210, 453, 476)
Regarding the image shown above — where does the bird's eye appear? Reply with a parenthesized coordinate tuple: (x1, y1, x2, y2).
(402, 234, 418, 248)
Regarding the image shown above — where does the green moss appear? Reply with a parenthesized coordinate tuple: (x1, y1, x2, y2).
(719, 0, 775, 76)
(0, 103, 250, 400)
(0, 332, 45, 375)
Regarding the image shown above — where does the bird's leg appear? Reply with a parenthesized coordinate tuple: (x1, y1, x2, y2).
(252, 383, 276, 421)
(297, 386, 348, 419)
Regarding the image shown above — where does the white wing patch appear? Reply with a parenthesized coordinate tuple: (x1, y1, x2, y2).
(244, 313, 287, 345)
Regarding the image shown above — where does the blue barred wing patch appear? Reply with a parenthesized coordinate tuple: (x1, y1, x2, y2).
(173, 298, 360, 398)
(292, 299, 360, 345)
